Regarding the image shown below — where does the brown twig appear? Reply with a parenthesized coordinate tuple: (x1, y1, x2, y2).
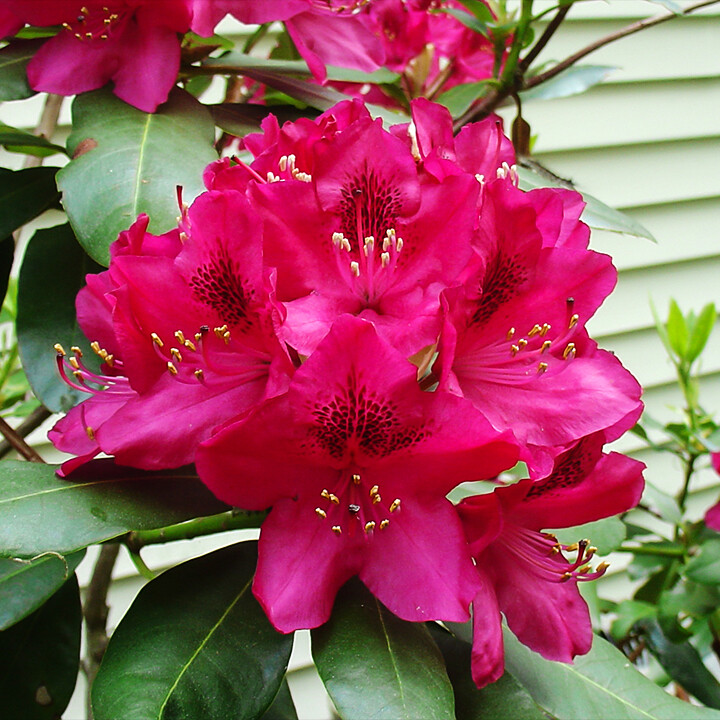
(518, 4, 572, 73)
(22, 94, 63, 169)
(0, 405, 52, 460)
(454, 0, 720, 130)
(83, 543, 120, 720)
(0, 415, 45, 462)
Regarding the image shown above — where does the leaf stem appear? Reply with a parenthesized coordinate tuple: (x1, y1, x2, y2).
(0, 405, 51, 460)
(124, 508, 267, 553)
(614, 544, 686, 558)
(518, 3, 572, 73)
(0, 415, 44, 462)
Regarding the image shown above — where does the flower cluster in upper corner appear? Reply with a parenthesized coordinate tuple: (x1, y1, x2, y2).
(50, 98, 645, 687)
(0, 0, 500, 113)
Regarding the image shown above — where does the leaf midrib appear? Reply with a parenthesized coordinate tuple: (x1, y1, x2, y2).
(132, 112, 153, 219)
(375, 599, 410, 716)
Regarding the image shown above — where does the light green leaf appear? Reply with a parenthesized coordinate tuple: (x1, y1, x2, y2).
(312, 579, 455, 720)
(504, 629, 720, 719)
(58, 87, 217, 266)
(0, 40, 42, 101)
(610, 600, 658, 640)
(644, 0, 682, 12)
(517, 164, 657, 241)
(436, 80, 494, 118)
(666, 299, 689, 359)
(0, 575, 82, 720)
(92, 541, 292, 720)
(522, 65, 616, 101)
(687, 303, 716, 364)
(0, 460, 229, 557)
(0, 551, 84, 630)
(642, 482, 683, 526)
(552, 515, 626, 554)
(685, 539, 720, 585)
(17, 223, 103, 413)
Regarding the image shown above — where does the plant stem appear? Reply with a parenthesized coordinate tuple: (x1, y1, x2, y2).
(677, 452, 698, 513)
(124, 508, 267, 553)
(0, 405, 52, 460)
(0, 415, 44, 462)
(83, 543, 120, 720)
(614, 544, 685, 558)
(518, 3, 572, 72)
(23, 94, 63, 170)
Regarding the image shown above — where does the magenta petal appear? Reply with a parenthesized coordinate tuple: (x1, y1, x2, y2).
(705, 500, 720, 532)
(361, 497, 480, 623)
(470, 568, 504, 688)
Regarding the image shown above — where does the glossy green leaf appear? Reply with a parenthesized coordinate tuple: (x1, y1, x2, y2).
(0, 459, 229, 557)
(430, 625, 546, 720)
(687, 303, 716, 364)
(553, 515, 626, 554)
(504, 629, 720, 719)
(640, 619, 720, 709)
(0, 235, 13, 306)
(58, 87, 217, 266)
(0, 575, 82, 720)
(522, 66, 616, 102)
(93, 541, 292, 720)
(517, 164, 656, 242)
(666, 299, 689, 359)
(436, 80, 494, 118)
(0, 550, 84, 630)
(209, 103, 312, 138)
(0, 123, 66, 156)
(685, 539, 720, 585)
(312, 579, 455, 720)
(0, 167, 60, 239)
(0, 40, 42, 101)
(260, 679, 298, 720)
(17, 223, 103, 412)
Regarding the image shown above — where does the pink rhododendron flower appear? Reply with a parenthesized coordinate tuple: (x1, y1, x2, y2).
(196, 315, 518, 633)
(435, 174, 643, 474)
(50, 190, 293, 472)
(458, 432, 645, 687)
(3, 0, 198, 112)
(705, 453, 720, 531)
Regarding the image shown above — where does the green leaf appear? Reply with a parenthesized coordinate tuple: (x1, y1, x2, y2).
(17, 223, 104, 413)
(208, 103, 313, 138)
(645, 0, 683, 12)
(0, 459, 229, 557)
(643, 482, 683, 525)
(92, 541, 292, 720)
(552, 515, 626, 554)
(640, 619, 720, 709)
(0, 235, 13, 307)
(685, 539, 720, 585)
(522, 65, 616, 102)
(0, 550, 84, 630)
(0, 40, 42, 101)
(438, 7, 490, 36)
(517, 164, 657, 242)
(436, 80, 494, 118)
(0, 123, 67, 156)
(58, 87, 217, 266)
(0, 575, 82, 720)
(261, 680, 298, 720)
(504, 629, 720, 719)
(609, 599, 657, 640)
(0, 167, 60, 239)
(666, 299, 689, 359)
(429, 625, 546, 720)
(687, 303, 716, 364)
(312, 579, 455, 720)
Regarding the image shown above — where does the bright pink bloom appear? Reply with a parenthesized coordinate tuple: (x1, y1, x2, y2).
(50, 190, 293, 472)
(705, 453, 720, 531)
(0, 8, 23, 38)
(458, 432, 645, 687)
(196, 315, 518, 633)
(3, 0, 197, 112)
(436, 175, 642, 474)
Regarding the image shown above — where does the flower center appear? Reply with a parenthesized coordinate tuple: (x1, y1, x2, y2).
(313, 472, 402, 538)
(62, 3, 129, 42)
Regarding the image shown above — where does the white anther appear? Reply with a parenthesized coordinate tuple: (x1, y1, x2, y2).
(350, 261, 360, 277)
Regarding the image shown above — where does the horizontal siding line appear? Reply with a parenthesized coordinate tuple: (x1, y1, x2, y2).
(596, 193, 720, 214)
(599, 248, 720, 275)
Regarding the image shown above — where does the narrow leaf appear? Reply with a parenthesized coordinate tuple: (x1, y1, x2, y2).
(312, 579, 455, 720)
(522, 66, 616, 102)
(92, 541, 292, 720)
(0, 575, 82, 720)
(17, 223, 103, 413)
(208, 103, 313, 138)
(504, 628, 720, 719)
(0, 167, 60, 239)
(436, 80, 494, 118)
(0, 551, 84, 630)
(517, 163, 656, 241)
(0, 123, 66, 156)
(687, 303, 716, 364)
(685, 539, 720, 585)
(0, 40, 42, 101)
(58, 87, 217, 266)
(0, 459, 229, 557)
(666, 299, 689, 359)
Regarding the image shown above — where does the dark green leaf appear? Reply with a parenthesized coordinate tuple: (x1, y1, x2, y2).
(504, 628, 720, 719)
(0, 459, 229, 557)
(609, 600, 657, 640)
(685, 539, 720, 585)
(17, 223, 103, 412)
(522, 66, 616, 102)
(0, 40, 42, 101)
(209, 103, 313, 138)
(640, 619, 720, 709)
(687, 303, 716, 364)
(517, 163, 657, 241)
(58, 87, 217, 266)
(0, 235, 13, 306)
(312, 579, 455, 720)
(430, 625, 546, 720)
(261, 680, 298, 720)
(436, 80, 494, 118)
(666, 299, 689, 359)
(552, 516, 626, 554)
(0, 575, 82, 720)
(0, 123, 66, 156)
(93, 541, 292, 720)
(0, 167, 60, 239)
(0, 550, 84, 630)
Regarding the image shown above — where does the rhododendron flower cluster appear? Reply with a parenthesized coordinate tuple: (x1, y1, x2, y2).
(52, 98, 644, 687)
